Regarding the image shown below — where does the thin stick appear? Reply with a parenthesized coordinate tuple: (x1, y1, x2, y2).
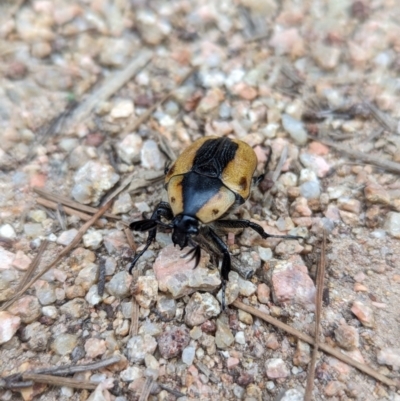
(129, 269, 140, 336)
(363, 100, 397, 133)
(305, 231, 326, 400)
(33, 356, 121, 376)
(33, 188, 119, 219)
(138, 377, 153, 401)
(97, 257, 106, 297)
(0, 200, 112, 311)
(124, 66, 198, 134)
(16, 240, 48, 291)
(124, 226, 137, 253)
(63, 50, 153, 131)
(310, 136, 400, 174)
(36, 198, 97, 222)
(232, 300, 399, 388)
(21, 374, 97, 390)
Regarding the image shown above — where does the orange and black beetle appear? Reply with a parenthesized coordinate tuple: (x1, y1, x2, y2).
(129, 136, 299, 307)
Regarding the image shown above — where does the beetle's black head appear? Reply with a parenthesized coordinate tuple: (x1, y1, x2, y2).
(172, 214, 199, 249)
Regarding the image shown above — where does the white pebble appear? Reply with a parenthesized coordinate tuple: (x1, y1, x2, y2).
(0, 224, 16, 239)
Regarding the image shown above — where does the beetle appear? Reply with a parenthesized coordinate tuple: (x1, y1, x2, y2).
(129, 136, 300, 308)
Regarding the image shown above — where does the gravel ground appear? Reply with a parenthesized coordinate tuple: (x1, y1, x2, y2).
(1, 0, 400, 400)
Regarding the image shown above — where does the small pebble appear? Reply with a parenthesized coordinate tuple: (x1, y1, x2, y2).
(335, 324, 359, 350)
(117, 134, 143, 164)
(8, 295, 41, 323)
(0, 224, 16, 239)
(127, 334, 157, 363)
(71, 161, 120, 205)
(120, 366, 143, 382)
(235, 331, 246, 345)
(22, 322, 50, 351)
(42, 306, 58, 319)
(85, 285, 102, 306)
(156, 295, 176, 321)
(57, 229, 79, 246)
(293, 341, 311, 367)
(133, 276, 158, 308)
(23, 223, 43, 238)
(257, 283, 271, 304)
(299, 153, 330, 178)
(215, 316, 234, 349)
(184, 292, 220, 327)
(106, 271, 133, 298)
(383, 212, 400, 239)
(351, 300, 374, 328)
(141, 140, 166, 170)
(35, 281, 56, 305)
(83, 230, 103, 250)
(110, 99, 134, 119)
(60, 298, 88, 319)
(112, 193, 132, 215)
(85, 338, 107, 358)
(282, 114, 307, 145)
(364, 183, 391, 205)
(12, 251, 32, 271)
(0, 248, 15, 270)
(238, 309, 253, 325)
(377, 348, 400, 368)
(265, 358, 290, 379)
(0, 311, 21, 345)
(280, 389, 304, 401)
(51, 334, 78, 356)
(158, 326, 190, 359)
(300, 180, 321, 199)
(182, 346, 196, 365)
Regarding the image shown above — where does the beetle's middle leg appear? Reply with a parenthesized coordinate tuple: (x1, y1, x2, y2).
(201, 226, 231, 310)
(129, 202, 173, 273)
(213, 219, 302, 240)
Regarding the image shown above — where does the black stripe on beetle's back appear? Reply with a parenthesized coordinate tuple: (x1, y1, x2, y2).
(181, 172, 222, 218)
(192, 138, 238, 178)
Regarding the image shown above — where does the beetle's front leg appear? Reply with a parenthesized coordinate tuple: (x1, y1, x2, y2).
(128, 202, 173, 273)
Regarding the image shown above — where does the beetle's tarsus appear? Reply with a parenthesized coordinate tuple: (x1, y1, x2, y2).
(221, 279, 227, 311)
(214, 219, 303, 241)
(182, 245, 201, 268)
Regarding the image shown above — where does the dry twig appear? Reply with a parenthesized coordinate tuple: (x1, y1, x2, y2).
(138, 377, 154, 401)
(123, 226, 137, 253)
(2, 356, 121, 390)
(21, 374, 97, 390)
(63, 50, 153, 132)
(16, 240, 48, 292)
(304, 231, 327, 400)
(232, 300, 399, 389)
(129, 269, 140, 336)
(1, 200, 112, 311)
(310, 136, 400, 174)
(34, 188, 119, 220)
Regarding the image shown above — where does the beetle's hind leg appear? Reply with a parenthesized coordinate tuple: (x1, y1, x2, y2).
(213, 219, 302, 240)
(128, 202, 173, 273)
